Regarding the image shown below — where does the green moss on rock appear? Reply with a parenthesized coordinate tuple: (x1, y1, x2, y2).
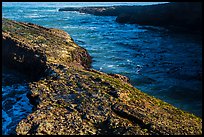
(2, 18, 202, 135)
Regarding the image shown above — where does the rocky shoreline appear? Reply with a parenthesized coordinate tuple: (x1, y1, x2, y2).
(59, 2, 202, 33)
(2, 18, 202, 135)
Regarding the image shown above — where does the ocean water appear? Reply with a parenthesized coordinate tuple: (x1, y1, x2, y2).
(2, 2, 202, 135)
(2, 67, 33, 135)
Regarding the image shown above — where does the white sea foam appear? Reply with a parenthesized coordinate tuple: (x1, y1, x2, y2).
(24, 14, 45, 18)
(17, 9, 23, 12)
(41, 9, 57, 12)
(63, 25, 96, 31)
(107, 65, 114, 68)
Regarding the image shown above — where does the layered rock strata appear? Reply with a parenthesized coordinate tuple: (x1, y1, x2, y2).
(2, 18, 202, 135)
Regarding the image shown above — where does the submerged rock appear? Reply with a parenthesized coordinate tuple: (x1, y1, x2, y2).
(2, 18, 202, 135)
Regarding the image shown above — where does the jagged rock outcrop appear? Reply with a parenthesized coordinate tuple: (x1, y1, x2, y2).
(2, 18, 91, 80)
(59, 2, 202, 33)
(2, 18, 202, 135)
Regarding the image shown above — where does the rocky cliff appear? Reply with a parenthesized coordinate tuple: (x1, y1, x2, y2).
(59, 2, 202, 33)
(2, 18, 202, 135)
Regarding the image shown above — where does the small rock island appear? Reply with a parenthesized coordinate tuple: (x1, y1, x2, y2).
(2, 18, 202, 135)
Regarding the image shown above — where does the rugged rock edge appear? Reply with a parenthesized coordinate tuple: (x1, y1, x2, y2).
(2, 18, 202, 135)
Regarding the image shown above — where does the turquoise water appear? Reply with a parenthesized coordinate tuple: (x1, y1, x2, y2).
(2, 2, 202, 135)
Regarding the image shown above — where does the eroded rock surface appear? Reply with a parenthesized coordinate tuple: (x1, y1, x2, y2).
(2, 18, 202, 135)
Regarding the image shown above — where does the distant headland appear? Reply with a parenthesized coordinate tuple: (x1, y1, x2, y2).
(59, 2, 202, 33)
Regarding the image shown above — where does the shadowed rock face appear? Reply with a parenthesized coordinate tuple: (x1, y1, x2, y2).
(59, 2, 202, 33)
(2, 18, 91, 80)
(115, 2, 202, 33)
(2, 18, 202, 135)
(2, 33, 47, 80)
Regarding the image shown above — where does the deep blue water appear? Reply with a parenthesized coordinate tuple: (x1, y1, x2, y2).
(2, 2, 202, 135)
(2, 67, 32, 135)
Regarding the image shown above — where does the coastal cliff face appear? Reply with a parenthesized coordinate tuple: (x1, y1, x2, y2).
(2, 18, 202, 135)
(115, 2, 202, 32)
(2, 18, 91, 80)
(59, 2, 202, 33)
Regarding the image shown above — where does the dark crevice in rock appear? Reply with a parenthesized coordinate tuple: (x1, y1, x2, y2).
(27, 124, 40, 135)
(111, 104, 161, 135)
(94, 117, 128, 135)
(26, 91, 40, 111)
(95, 118, 114, 135)
(107, 90, 119, 98)
(2, 36, 48, 81)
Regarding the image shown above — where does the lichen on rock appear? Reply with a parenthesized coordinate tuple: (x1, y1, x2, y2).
(2, 18, 202, 135)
